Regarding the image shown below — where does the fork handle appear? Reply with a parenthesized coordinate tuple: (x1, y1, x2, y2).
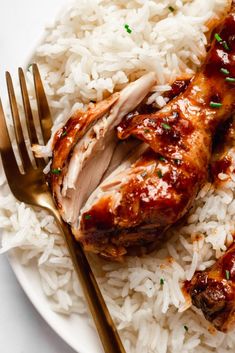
(50, 209, 126, 353)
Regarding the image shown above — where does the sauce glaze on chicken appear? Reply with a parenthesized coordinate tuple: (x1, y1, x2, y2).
(46, 2, 235, 334)
(50, 73, 157, 234)
(50, 8, 235, 261)
(75, 10, 235, 258)
(187, 242, 235, 332)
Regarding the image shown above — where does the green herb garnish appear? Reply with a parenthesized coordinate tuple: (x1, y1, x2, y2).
(161, 123, 171, 130)
(160, 278, 164, 285)
(215, 33, 230, 50)
(85, 214, 92, 220)
(124, 24, 132, 34)
(215, 33, 223, 43)
(220, 68, 230, 75)
(168, 6, 175, 12)
(157, 170, 163, 178)
(62, 131, 67, 137)
(51, 168, 61, 175)
(225, 270, 230, 280)
(159, 156, 166, 162)
(144, 129, 150, 133)
(184, 325, 189, 332)
(210, 101, 223, 109)
(214, 33, 230, 51)
(225, 77, 235, 83)
(223, 41, 230, 51)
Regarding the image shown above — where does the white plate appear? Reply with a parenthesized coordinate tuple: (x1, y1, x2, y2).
(0, 1, 103, 352)
(8, 250, 103, 353)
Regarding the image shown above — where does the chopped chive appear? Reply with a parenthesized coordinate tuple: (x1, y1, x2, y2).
(124, 24, 132, 34)
(223, 41, 230, 51)
(220, 68, 230, 75)
(144, 129, 150, 133)
(161, 122, 171, 130)
(184, 325, 189, 332)
(51, 168, 61, 175)
(225, 270, 230, 280)
(159, 156, 166, 162)
(160, 278, 164, 285)
(210, 101, 223, 108)
(62, 131, 67, 137)
(157, 170, 163, 178)
(168, 6, 175, 12)
(225, 77, 235, 83)
(84, 214, 92, 220)
(215, 33, 223, 43)
(214, 33, 230, 51)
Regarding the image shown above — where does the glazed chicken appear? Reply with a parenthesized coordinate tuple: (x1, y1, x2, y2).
(51, 8, 235, 259)
(187, 242, 235, 332)
(185, 113, 235, 333)
(50, 73, 156, 225)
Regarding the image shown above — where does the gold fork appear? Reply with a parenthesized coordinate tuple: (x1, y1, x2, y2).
(0, 64, 126, 353)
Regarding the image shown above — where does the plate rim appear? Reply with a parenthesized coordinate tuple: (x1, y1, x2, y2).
(7, 250, 103, 353)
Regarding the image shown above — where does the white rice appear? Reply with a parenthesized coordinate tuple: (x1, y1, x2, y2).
(0, 0, 235, 352)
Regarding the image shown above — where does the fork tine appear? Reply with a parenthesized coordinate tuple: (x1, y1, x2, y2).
(6, 71, 33, 173)
(18, 67, 45, 169)
(32, 64, 53, 144)
(0, 97, 22, 184)
(18, 68, 39, 146)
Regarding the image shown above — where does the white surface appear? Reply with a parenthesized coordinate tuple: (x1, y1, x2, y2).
(0, 1, 103, 353)
(8, 250, 102, 353)
(0, 254, 76, 353)
(0, 0, 65, 100)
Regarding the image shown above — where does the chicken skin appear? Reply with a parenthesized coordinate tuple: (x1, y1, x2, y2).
(187, 242, 235, 333)
(76, 10, 235, 258)
(50, 73, 156, 228)
(50, 8, 235, 259)
(185, 110, 235, 333)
